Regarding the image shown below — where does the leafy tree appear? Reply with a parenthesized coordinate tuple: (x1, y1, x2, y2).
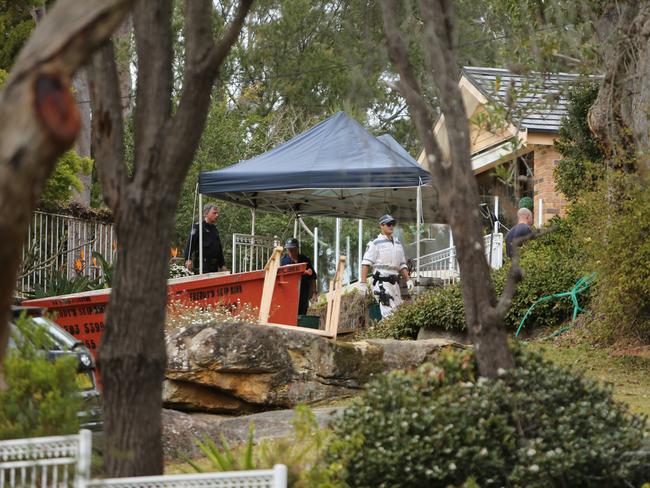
(554, 83, 606, 201)
(40, 149, 93, 204)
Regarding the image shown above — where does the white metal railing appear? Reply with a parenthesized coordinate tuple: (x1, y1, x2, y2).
(20, 211, 116, 294)
(83, 465, 288, 488)
(0, 429, 91, 488)
(0, 430, 287, 488)
(414, 233, 503, 284)
(231, 233, 279, 274)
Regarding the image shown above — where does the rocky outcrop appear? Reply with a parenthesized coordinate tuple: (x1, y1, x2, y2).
(164, 322, 463, 414)
(162, 407, 343, 460)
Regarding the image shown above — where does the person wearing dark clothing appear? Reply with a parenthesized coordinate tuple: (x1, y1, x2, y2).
(184, 204, 227, 274)
(280, 237, 317, 315)
(506, 207, 533, 258)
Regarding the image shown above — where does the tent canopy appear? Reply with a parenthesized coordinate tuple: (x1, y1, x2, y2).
(199, 112, 441, 222)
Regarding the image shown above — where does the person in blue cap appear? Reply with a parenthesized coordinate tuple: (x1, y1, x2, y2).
(281, 237, 318, 315)
(360, 214, 413, 318)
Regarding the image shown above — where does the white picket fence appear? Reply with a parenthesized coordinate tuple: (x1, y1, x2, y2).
(0, 431, 287, 488)
(19, 211, 116, 295)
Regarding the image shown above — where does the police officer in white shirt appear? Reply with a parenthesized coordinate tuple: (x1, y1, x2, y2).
(359, 214, 414, 318)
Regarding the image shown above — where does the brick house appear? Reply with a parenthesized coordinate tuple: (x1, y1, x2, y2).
(419, 66, 581, 226)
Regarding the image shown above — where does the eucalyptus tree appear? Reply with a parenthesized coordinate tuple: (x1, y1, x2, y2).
(88, 0, 252, 476)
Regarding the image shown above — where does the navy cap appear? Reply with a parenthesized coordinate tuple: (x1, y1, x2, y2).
(379, 214, 396, 225)
(284, 237, 299, 249)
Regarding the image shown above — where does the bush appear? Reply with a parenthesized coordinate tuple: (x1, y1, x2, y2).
(327, 347, 649, 488)
(0, 316, 82, 439)
(577, 174, 650, 344)
(380, 214, 587, 339)
(188, 405, 343, 487)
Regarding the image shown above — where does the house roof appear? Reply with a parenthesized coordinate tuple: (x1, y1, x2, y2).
(461, 66, 585, 133)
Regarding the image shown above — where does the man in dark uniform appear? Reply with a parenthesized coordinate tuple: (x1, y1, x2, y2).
(506, 207, 533, 258)
(184, 204, 227, 274)
(280, 237, 317, 315)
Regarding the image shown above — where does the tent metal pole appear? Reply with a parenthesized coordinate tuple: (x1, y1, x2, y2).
(346, 235, 350, 284)
(494, 196, 499, 233)
(314, 227, 319, 274)
(251, 209, 256, 236)
(335, 218, 341, 265)
(416, 185, 422, 283)
(199, 193, 203, 275)
(293, 216, 298, 237)
(358, 219, 362, 282)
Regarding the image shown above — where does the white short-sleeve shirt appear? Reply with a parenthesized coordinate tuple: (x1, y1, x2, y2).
(361, 234, 407, 275)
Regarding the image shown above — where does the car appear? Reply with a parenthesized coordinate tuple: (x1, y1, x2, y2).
(9, 306, 103, 431)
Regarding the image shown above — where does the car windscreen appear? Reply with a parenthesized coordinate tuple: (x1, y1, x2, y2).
(32, 317, 80, 350)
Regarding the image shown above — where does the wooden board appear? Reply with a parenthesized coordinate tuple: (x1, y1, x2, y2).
(258, 246, 283, 324)
(324, 256, 346, 338)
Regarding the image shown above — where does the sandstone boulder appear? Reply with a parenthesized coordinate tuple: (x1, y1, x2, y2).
(164, 322, 462, 414)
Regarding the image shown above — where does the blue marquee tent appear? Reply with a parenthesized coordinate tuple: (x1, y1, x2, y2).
(198, 112, 440, 222)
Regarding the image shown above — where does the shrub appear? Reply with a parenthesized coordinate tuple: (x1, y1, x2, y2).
(577, 174, 650, 344)
(327, 347, 649, 488)
(0, 315, 82, 439)
(188, 405, 344, 487)
(379, 214, 587, 339)
(165, 300, 259, 332)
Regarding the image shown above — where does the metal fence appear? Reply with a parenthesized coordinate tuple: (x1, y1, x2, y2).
(20, 211, 116, 295)
(231, 234, 279, 274)
(0, 430, 287, 488)
(415, 233, 503, 284)
(0, 430, 91, 488)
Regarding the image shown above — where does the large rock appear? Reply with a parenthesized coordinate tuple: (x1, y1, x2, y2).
(162, 407, 343, 461)
(165, 322, 463, 413)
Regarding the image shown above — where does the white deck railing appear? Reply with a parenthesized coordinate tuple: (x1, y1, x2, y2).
(0, 430, 287, 488)
(414, 233, 503, 284)
(231, 233, 279, 274)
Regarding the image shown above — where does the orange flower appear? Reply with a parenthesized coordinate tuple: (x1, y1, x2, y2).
(79, 249, 85, 260)
(112, 241, 117, 251)
(75, 258, 83, 271)
(92, 257, 98, 267)
(171, 247, 178, 258)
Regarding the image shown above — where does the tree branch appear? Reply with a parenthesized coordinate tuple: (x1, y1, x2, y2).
(163, 0, 253, 180)
(495, 228, 551, 317)
(132, 0, 173, 179)
(88, 41, 128, 212)
(381, 0, 444, 173)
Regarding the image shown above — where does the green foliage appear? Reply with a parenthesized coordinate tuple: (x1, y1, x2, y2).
(518, 196, 533, 211)
(577, 174, 650, 344)
(27, 269, 100, 299)
(0, 315, 82, 439)
(554, 84, 606, 201)
(41, 150, 93, 205)
(0, 68, 7, 86)
(189, 405, 342, 487)
(381, 215, 587, 338)
(92, 251, 114, 288)
(328, 346, 649, 488)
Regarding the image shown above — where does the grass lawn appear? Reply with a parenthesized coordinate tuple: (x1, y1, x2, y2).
(526, 341, 650, 418)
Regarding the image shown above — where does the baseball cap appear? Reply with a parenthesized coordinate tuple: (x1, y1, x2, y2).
(379, 214, 396, 225)
(284, 237, 299, 249)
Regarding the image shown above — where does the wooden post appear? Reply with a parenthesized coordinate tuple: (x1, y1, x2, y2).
(258, 246, 283, 325)
(324, 256, 346, 338)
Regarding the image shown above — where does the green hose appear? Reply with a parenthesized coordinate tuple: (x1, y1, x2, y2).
(515, 272, 596, 338)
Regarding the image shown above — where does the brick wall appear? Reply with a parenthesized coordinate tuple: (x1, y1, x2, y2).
(532, 145, 567, 225)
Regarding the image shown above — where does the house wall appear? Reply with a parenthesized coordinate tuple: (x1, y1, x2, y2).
(532, 145, 567, 224)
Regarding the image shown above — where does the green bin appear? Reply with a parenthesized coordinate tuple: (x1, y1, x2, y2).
(297, 314, 320, 329)
(368, 302, 382, 321)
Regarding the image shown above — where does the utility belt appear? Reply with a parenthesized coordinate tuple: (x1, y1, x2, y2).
(372, 271, 398, 286)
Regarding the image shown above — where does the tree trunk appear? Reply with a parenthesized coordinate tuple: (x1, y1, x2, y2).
(101, 195, 175, 475)
(381, 0, 515, 377)
(72, 69, 92, 205)
(589, 1, 650, 173)
(0, 0, 135, 387)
